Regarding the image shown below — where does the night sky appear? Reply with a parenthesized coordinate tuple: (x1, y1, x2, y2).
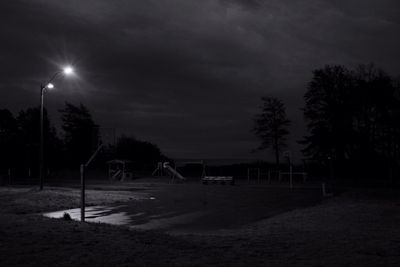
(1, 0, 399, 161)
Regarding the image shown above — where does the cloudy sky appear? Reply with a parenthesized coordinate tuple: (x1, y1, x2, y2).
(1, 0, 399, 161)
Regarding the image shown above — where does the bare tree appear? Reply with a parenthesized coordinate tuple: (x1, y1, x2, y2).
(253, 96, 290, 167)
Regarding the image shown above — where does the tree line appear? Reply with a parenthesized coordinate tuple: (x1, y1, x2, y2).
(2, 63, 398, 182)
(254, 64, 400, 182)
(0, 102, 167, 178)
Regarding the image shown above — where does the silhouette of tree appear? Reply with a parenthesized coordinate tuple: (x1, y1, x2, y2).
(301, 65, 354, 167)
(115, 135, 168, 164)
(302, 64, 400, 181)
(353, 64, 400, 180)
(0, 109, 18, 171)
(253, 96, 290, 167)
(59, 102, 98, 166)
(17, 107, 61, 173)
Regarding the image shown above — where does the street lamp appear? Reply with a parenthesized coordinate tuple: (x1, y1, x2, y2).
(39, 65, 74, 190)
(46, 83, 54, 89)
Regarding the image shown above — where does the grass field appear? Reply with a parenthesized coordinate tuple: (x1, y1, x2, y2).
(1, 178, 400, 266)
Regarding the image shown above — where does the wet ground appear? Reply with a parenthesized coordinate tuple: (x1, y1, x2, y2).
(43, 182, 322, 234)
(2, 182, 400, 266)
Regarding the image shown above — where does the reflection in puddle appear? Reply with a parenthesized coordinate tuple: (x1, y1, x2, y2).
(43, 206, 131, 226)
(43, 206, 205, 230)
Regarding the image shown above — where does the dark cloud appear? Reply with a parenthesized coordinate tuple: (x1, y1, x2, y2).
(1, 0, 399, 160)
(220, 0, 262, 9)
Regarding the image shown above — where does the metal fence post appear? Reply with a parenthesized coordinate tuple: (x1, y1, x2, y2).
(80, 164, 85, 222)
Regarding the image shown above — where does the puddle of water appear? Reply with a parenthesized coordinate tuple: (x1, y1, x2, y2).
(87, 212, 131, 225)
(43, 205, 131, 226)
(43, 206, 205, 231)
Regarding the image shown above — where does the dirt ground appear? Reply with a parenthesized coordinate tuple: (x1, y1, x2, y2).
(1, 180, 400, 266)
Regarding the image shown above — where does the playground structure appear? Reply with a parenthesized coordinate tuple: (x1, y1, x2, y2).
(149, 157, 314, 188)
(107, 160, 134, 181)
(152, 160, 235, 185)
(152, 162, 186, 181)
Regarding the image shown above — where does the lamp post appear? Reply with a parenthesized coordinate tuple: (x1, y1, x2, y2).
(39, 66, 74, 190)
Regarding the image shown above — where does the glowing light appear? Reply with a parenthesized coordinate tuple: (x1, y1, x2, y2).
(46, 83, 54, 89)
(63, 66, 74, 75)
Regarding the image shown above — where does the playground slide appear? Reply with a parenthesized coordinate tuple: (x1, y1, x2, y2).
(112, 170, 122, 180)
(164, 165, 185, 180)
